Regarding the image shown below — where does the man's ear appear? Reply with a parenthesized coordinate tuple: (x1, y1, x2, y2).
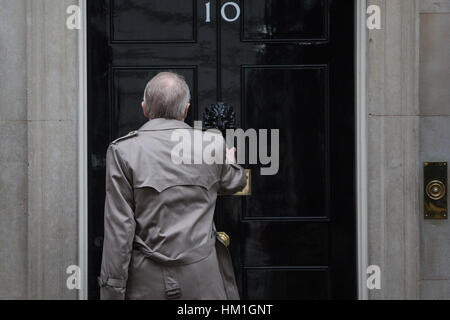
(182, 103, 190, 121)
(142, 101, 150, 119)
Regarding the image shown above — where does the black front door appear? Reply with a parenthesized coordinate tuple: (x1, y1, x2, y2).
(87, 0, 356, 300)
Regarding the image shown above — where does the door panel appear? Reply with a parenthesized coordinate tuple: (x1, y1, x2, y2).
(243, 66, 328, 218)
(242, 0, 328, 41)
(245, 268, 329, 300)
(87, 0, 356, 300)
(111, 0, 197, 42)
(112, 67, 197, 138)
(243, 222, 329, 266)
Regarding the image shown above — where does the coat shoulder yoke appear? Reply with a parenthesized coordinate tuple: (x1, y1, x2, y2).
(111, 131, 138, 145)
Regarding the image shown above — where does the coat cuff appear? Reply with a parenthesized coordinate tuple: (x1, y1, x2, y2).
(98, 276, 127, 300)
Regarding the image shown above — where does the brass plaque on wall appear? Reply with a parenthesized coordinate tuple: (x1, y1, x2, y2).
(424, 162, 447, 219)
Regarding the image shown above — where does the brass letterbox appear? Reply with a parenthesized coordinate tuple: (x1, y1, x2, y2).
(234, 169, 252, 196)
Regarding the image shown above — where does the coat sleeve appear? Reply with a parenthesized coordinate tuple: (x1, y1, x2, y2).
(217, 139, 248, 195)
(98, 144, 136, 300)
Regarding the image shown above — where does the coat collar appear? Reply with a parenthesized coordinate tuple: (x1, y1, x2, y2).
(139, 118, 192, 131)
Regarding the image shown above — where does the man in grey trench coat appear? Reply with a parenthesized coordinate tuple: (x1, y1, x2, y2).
(98, 72, 247, 300)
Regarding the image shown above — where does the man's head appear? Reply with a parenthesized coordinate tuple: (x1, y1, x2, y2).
(142, 72, 191, 121)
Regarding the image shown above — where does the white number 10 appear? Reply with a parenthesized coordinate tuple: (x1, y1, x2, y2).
(205, 1, 241, 23)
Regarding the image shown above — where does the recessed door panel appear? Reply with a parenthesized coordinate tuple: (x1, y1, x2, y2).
(245, 268, 329, 300)
(243, 66, 329, 218)
(243, 221, 329, 266)
(112, 67, 197, 138)
(112, 0, 197, 42)
(242, 0, 328, 41)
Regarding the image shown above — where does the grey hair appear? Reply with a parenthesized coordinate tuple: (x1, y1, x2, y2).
(143, 72, 191, 120)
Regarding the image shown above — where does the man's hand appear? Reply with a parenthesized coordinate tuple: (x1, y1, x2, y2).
(226, 147, 237, 164)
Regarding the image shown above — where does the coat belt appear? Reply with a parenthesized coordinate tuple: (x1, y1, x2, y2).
(133, 234, 216, 266)
(133, 234, 217, 299)
(133, 232, 239, 300)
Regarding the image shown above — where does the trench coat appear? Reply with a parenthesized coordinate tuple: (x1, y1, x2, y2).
(98, 118, 247, 300)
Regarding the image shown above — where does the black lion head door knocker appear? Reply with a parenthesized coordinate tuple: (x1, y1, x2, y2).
(202, 102, 236, 137)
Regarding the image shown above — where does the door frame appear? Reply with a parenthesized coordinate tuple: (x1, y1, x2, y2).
(77, 0, 369, 300)
(78, 0, 89, 301)
(355, 0, 369, 300)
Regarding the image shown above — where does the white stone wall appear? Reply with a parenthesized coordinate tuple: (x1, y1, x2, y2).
(366, 0, 421, 299)
(0, 0, 28, 300)
(419, 0, 450, 300)
(0, 0, 79, 299)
